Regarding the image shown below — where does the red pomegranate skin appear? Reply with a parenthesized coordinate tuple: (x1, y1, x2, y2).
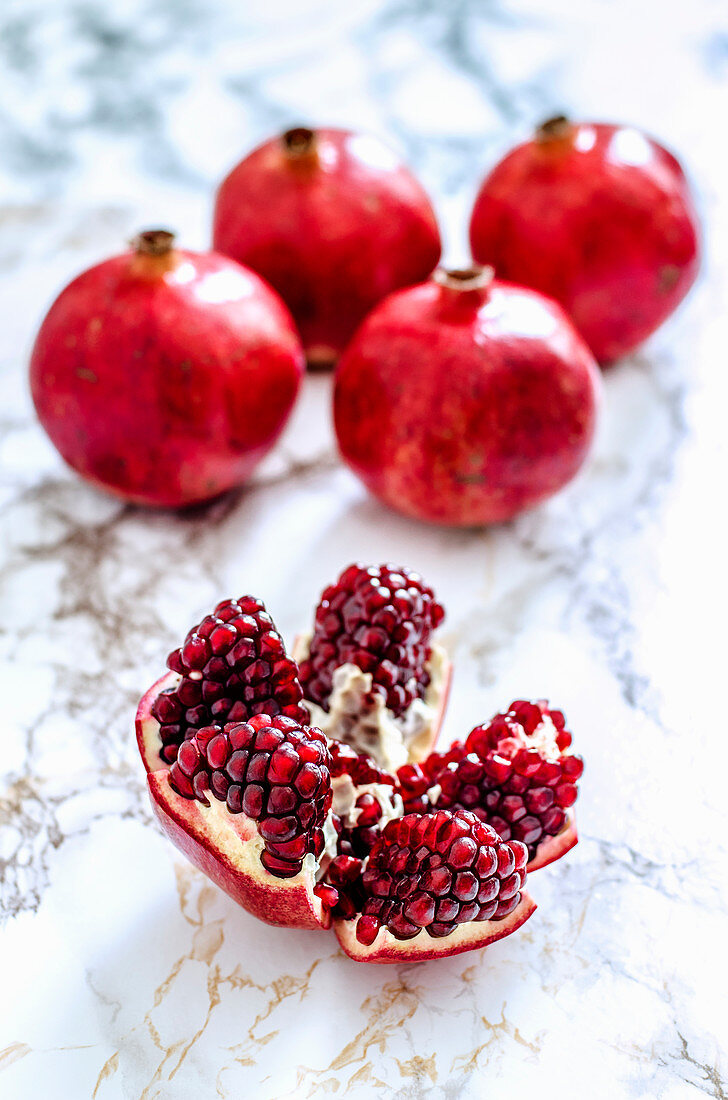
(469, 120, 700, 363)
(333, 270, 601, 526)
(212, 127, 442, 366)
(30, 235, 304, 506)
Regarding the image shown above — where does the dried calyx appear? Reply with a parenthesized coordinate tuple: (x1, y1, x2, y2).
(281, 126, 317, 159)
(433, 265, 495, 292)
(131, 228, 176, 255)
(536, 114, 574, 142)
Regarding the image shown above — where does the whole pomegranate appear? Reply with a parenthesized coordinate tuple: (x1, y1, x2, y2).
(212, 126, 441, 367)
(333, 266, 600, 526)
(30, 229, 304, 506)
(469, 116, 701, 363)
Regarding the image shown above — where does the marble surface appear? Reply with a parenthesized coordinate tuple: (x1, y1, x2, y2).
(1, 0, 726, 1096)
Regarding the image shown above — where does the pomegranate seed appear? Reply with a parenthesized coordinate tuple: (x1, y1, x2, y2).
(356, 914, 381, 946)
(313, 883, 339, 909)
(355, 794, 382, 827)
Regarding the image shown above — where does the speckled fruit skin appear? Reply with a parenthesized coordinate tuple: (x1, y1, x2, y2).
(30, 233, 304, 506)
(212, 127, 442, 366)
(469, 119, 701, 363)
(333, 269, 601, 526)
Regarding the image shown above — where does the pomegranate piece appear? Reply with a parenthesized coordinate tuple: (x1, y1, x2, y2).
(30, 229, 304, 506)
(334, 266, 600, 526)
(138, 697, 331, 931)
(169, 713, 332, 880)
(469, 116, 701, 363)
(148, 595, 307, 768)
(296, 564, 450, 770)
(399, 700, 584, 870)
(213, 126, 441, 367)
(334, 809, 535, 963)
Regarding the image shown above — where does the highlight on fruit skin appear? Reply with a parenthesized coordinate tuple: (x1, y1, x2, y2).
(396, 699, 583, 872)
(469, 116, 701, 364)
(212, 126, 442, 367)
(30, 229, 304, 507)
(295, 563, 451, 773)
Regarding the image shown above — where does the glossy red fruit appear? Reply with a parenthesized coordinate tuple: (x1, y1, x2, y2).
(334, 265, 600, 526)
(30, 229, 304, 506)
(213, 127, 441, 367)
(469, 116, 701, 363)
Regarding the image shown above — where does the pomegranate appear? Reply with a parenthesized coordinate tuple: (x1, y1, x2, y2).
(469, 116, 701, 363)
(294, 563, 451, 770)
(137, 589, 540, 962)
(212, 127, 441, 366)
(334, 266, 600, 526)
(30, 229, 304, 506)
(396, 699, 583, 871)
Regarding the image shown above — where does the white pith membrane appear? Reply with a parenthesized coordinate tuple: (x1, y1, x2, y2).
(293, 634, 448, 773)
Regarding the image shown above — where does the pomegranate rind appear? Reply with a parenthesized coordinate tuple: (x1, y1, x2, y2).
(527, 811, 577, 872)
(138, 676, 329, 931)
(414, 649, 451, 762)
(293, 635, 452, 767)
(334, 890, 536, 964)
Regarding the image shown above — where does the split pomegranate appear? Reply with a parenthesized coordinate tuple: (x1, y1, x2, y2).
(136, 587, 543, 962)
(30, 229, 304, 506)
(469, 116, 701, 363)
(212, 127, 441, 366)
(396, 699, 583, 871)
(334, 266, 600, 525)
(295, 564, 450, 770)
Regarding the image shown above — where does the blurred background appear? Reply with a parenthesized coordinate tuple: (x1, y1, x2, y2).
(1, 1, 726, 1097)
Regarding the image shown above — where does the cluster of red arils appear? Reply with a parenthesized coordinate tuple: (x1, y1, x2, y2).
(137, 565, 585, 964)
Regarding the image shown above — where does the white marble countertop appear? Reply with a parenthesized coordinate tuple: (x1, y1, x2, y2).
(1, 1, 726, 1097)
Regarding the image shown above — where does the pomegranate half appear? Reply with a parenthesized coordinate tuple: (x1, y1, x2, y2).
(469, 116, 701, 363)
(213, 127, 441, 366)
(334, 265, 600, 526)
(30, 230, 304, 506)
